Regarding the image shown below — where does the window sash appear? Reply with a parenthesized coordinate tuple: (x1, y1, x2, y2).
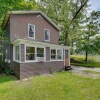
(26, 47, 45, 61)
(26, 47, 35, 61)
(57, 50, 62, 60)
(28, 24, 35, 38)
(50, 49, 63, 60)
(37, 48, 44, 57)
(44, 29, 50, 41)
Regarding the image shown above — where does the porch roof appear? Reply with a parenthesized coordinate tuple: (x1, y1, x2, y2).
(12, 39, 70, 50)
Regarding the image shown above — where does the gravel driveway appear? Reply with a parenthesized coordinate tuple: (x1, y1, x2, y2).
(70, 66, 100, 79)
(71, 66, 100, 72)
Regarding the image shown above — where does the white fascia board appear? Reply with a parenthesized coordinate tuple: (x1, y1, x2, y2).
(12, 39, 71, 50)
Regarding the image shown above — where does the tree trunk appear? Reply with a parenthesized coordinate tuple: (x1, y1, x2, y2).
(85, 48, 88, 63)
(64, 31, 69, 46)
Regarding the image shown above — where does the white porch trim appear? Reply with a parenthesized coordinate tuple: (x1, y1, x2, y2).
(11, 39, 70, 50)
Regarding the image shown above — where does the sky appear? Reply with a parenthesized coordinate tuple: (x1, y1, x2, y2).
(88, 0, 100, 13)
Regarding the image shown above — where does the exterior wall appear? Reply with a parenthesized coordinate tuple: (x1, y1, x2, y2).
(13, 62, 20, 79)
(13, 45, 70, 79)
(15, 61, 64, 79)
(10, 14, 59, 44)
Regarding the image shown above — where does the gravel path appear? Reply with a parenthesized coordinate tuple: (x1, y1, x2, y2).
(71, 66, 100, 73)
(70, 66, 100, 79)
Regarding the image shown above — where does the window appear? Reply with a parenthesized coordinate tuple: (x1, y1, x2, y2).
(37, 48, 44, 57)
(51, 49, 56, 60)
(28, 24, 35, 39)
(44, 29, 50, 41)
(50, 49, 63, 60)
(57, 50, 63, 60)
(15, 45, 19, 61)
(26, 47, 35, 61)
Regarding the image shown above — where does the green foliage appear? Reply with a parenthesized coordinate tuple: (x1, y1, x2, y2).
(71, 55, 100, 67)
(0, 0, 39, 26)
(40, 0, 89, 46)
(0, 0, 39, 58)
(75, 11, 100, 61)
(5, 69, 14, 75)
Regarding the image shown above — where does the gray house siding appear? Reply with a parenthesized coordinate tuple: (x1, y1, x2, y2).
(10, 14, 59, 44)
(13, 61, 64, 79)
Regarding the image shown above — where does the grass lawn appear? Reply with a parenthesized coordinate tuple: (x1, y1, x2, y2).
(71, 55, 100, 68)
(0, 72, 100, 100)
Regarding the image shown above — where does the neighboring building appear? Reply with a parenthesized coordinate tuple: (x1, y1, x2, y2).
(1, 11, 70, 79)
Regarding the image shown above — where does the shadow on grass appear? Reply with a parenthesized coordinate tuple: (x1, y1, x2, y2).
(0, 74, 17, 84)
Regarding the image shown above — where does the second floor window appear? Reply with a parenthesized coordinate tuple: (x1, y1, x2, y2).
(44, 29, 50, 41)
(28, 24, 35, 39)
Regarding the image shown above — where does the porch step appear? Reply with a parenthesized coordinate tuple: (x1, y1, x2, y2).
(65, 66, 72, 71)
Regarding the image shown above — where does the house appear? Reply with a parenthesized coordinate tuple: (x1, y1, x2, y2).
(1, 11, 70, 79)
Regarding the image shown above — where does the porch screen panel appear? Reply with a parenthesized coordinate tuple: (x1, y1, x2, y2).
(37, 48, 44, 57)
(57, 50, 63, 60)
(26, 47, 35, 61)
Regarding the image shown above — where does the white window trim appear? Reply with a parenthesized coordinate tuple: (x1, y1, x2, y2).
(28, 24, 35, 39)
(50, 48, 63, 61)
(44, 29, 50, 42)
(13, 44, 20, 62)
(25, 44, 46, 62)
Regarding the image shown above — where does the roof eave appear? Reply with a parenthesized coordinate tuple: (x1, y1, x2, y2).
(11, 39, 71, 49)
(2, 11, 60, 31)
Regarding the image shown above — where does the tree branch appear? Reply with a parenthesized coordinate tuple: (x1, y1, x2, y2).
(71, 0, 89, 24)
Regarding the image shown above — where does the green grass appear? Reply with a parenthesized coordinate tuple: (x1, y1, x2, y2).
(71, 55, 100, 68)
(0, 72, 100, 100)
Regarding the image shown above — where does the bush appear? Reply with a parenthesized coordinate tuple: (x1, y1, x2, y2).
(5, 69, 14, 75)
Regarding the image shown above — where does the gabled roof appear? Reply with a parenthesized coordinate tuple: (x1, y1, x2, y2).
(1, 10, 60, 31)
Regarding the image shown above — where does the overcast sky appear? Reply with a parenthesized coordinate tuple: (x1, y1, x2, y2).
(88, 0, 100, 13)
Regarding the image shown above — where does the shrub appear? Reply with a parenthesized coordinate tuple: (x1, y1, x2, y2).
(5, 69, 14, 75)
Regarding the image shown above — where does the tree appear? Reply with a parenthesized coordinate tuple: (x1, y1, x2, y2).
(76, 11, 100, 62)
(39, 0, 89, 46)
